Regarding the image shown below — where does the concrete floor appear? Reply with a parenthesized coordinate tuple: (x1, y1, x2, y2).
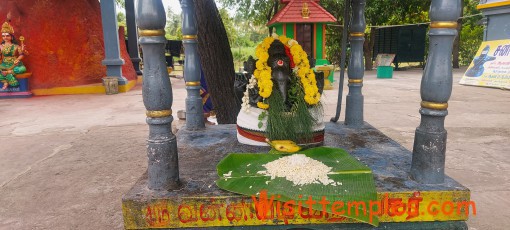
(0, 67, 508, 229)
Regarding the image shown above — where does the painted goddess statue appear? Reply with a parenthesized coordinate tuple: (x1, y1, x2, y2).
(0, 20, 27, 90)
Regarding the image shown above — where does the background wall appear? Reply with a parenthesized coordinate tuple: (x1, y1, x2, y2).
(0, 0, 136, 90)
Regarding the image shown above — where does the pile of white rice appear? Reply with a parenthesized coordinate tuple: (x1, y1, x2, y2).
(257, 154, 335, 186)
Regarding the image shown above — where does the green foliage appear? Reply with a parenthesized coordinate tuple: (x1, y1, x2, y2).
(258, 111, 267, 129)
(219, 8, 236, 45)
(231, 46, 256, 70)
(363, 0, 430, 25)
(114, 0, 125, 8)
(219, 0, 280, 26)
(220, 8, 266, 70)
(321, 0, 430, 65)
(321, 0, 347, 65)
(165, 7, 182, 40)
(460, 24, 484, 66)
(324, 26, 344, 66)
(462, 0, 483, 25)
(116, 11, 126, 25)
(458, 0, 484, 66)
(266, 81, 316, 143)
(116, 11, 127, 37)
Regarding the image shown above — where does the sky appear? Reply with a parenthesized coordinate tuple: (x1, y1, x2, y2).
(116, 1, 230, 17)
(162, 0, 232, 15)
(163, 0, 182, 14)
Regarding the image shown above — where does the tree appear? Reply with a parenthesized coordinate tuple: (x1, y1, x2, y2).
(194, 0, 240, 124)
(165, 7, 182, 40)
(114, 0, 125, 8)
(218, 0, 482, 71)
(117, 11, 126, 26)
(458, 0, 483, 66)
(219, 0, 280, 35)
(320, 1, 346, 66)
(219, 8, 237, 46)
(459, 0, 483, 66)
(321, 0, 430, 70)
(452, 1, 464, 69)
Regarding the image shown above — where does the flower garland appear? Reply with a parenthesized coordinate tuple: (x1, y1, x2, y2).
(286, 36, 321, 105)
(241, 76, 257, 111)
(243, 34, 321, 110)
(253, 36, 275, 109)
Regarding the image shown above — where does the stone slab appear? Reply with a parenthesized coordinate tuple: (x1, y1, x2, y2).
(122, 122, 471, 229)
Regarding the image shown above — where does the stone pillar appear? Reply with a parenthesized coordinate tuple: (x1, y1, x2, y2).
(181, 0, 205, 130)
(344, 0, 366, 127)
(99, 0, 128, 85)
(125, 0, 142, 75)
(411, 0, 461, 184)
(136, 0, 179, 190)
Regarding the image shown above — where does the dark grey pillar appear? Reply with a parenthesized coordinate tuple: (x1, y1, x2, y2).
(411, 0, 462, 184)
(181, 0, 205, 130)
(125, 0, 142, 75)
(344, 0, 366, 127)
(99, 0, 128, 85)
(137, 0, 179, 190)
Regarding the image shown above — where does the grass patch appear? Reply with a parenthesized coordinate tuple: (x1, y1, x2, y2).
(231, 46, 257, 71)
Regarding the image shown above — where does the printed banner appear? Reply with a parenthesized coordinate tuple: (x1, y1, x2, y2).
(460, 39, 510, 89)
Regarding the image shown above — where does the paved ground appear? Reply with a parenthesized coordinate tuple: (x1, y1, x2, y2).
(0, 67, 508, 229)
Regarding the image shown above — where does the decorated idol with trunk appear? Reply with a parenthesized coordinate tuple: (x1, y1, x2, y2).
(237, 34, 324, 148)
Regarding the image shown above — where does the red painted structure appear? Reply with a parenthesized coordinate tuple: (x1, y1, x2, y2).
(267, 0, 336, 64)
(268, 0, 336, 25)
(0, 0, 136, 93)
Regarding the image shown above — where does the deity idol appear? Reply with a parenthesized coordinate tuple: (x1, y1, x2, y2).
(236, 34, 325, 147)
(0, 19, 27, 90)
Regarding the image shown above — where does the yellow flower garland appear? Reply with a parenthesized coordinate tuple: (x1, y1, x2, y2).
(253, 34, 321, 109)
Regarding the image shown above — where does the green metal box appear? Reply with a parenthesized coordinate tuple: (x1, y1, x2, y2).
(377, 66, 393, 78)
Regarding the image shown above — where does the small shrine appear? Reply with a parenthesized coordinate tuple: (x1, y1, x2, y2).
(267, 0, 337, 66)
(123, 1, 472, 229)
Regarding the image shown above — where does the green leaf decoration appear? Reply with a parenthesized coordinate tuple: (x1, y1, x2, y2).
(258, 121, 263, 129)
(216, 147, 379, 226)
(258, 111, 267, 120)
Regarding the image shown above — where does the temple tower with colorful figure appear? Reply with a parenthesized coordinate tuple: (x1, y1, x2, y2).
(267, 0, 337, 66)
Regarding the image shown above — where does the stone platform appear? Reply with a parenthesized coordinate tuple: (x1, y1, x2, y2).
(122, 122, 470, 229)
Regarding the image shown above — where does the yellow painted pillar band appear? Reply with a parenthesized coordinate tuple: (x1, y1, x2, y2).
(350, 32, 365, 37)
(421, 101, 448, 110)
(185, 81, 201, 86)
(146, 110, 172, 118)
(429, 22, 458, 29)
(477, 1, 510, 10)
(348, 79, 363, 83)
(182, 35, 198, 40)
(138, 29, 165, 37)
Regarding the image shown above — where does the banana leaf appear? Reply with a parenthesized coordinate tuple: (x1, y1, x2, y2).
(217, 147, 379, 226)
